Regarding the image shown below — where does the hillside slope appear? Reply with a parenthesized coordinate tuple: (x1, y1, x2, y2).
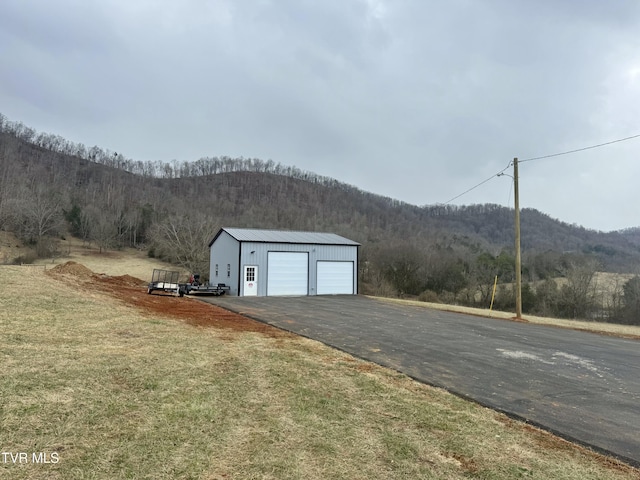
(2, 120, 640, 324)
(4, 126, 639, 269)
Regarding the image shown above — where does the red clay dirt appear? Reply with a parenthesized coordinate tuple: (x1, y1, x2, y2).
(46, 261, 291, 338)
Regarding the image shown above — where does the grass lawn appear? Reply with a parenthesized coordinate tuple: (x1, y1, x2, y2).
(1, 264, 638, 479)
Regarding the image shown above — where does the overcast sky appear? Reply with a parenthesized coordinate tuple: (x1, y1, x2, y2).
(1, 0, 639, 231)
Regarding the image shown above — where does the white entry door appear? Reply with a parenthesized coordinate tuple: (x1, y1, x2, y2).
(243, 265, 258, 296)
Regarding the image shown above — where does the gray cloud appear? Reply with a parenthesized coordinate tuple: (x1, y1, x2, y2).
(1, 0, 639, 230)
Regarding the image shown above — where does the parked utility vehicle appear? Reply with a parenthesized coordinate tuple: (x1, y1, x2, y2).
(147, 269, 230, 297)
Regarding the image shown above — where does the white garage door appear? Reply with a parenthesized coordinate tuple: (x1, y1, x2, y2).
(267, 252, 309, 296)
(317, 261, 354, 295)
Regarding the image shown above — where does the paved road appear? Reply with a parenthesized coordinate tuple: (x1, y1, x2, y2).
(203, 295, 640, 465)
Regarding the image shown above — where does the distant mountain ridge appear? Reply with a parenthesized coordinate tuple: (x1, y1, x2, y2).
(1, 116, 640, 276)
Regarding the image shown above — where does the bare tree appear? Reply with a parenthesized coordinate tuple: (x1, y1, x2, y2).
(378, 244, 425, 297)
(3, 186, 63, 244)
(149, 214, 219, 276)
(605, 275, 626, 322)
(557, 258, 599, 319)
(620, 276, 640, 325)
(84, 206, 118, 253)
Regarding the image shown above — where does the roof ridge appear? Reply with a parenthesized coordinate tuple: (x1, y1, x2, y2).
(209, 227, 360, 246)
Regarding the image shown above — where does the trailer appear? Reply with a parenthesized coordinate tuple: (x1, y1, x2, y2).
(147, 269, 230, 297)
(147, 269, 182, 296)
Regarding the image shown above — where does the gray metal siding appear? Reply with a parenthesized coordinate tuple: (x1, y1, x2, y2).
(239, 242, 357, 296)
(209, 230, 240, 296)
(210, 228, 359, 297)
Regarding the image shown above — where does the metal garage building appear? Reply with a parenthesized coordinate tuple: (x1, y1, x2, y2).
(208, 228, 360, 296)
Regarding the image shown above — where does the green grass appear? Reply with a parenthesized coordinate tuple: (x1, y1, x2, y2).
(1, 266, 638, 479)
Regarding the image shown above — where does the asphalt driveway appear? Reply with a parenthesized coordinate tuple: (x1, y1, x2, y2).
(203, 295, 640, 466)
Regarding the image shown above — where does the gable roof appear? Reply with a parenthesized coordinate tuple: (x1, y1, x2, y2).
(209, 228, 360, 247)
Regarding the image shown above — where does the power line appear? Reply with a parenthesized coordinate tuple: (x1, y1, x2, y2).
(440, 132, 640, 205)
(441, 162, 511, 205)
(520, 133, 640, 163)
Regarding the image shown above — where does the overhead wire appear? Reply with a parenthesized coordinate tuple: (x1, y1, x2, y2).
(519, 133, 640, 163)
(439, 132, 640, 205)
(440, 161, 511, 205)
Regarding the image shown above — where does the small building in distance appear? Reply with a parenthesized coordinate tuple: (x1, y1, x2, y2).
(208, 228, 360, 297)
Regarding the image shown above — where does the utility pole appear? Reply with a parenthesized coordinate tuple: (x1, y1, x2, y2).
(513, 157, 522, 319)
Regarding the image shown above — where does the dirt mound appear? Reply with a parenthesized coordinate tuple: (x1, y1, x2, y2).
(48, 261, 96, 278)
(99, 274, 147, 287)
(48, 262, 145, 286)
(47, 260, 290, 338)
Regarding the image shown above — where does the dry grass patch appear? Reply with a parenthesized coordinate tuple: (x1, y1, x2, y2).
(375, 296, 640, 339)
(1, 266, 638, 479)
(33, 236, 181, 280)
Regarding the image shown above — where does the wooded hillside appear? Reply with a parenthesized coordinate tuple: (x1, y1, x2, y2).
(2, 114, 640, 324)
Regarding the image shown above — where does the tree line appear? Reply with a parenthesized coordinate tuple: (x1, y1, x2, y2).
(0, 114, 398, 194)
(364, 242, 640, 325)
